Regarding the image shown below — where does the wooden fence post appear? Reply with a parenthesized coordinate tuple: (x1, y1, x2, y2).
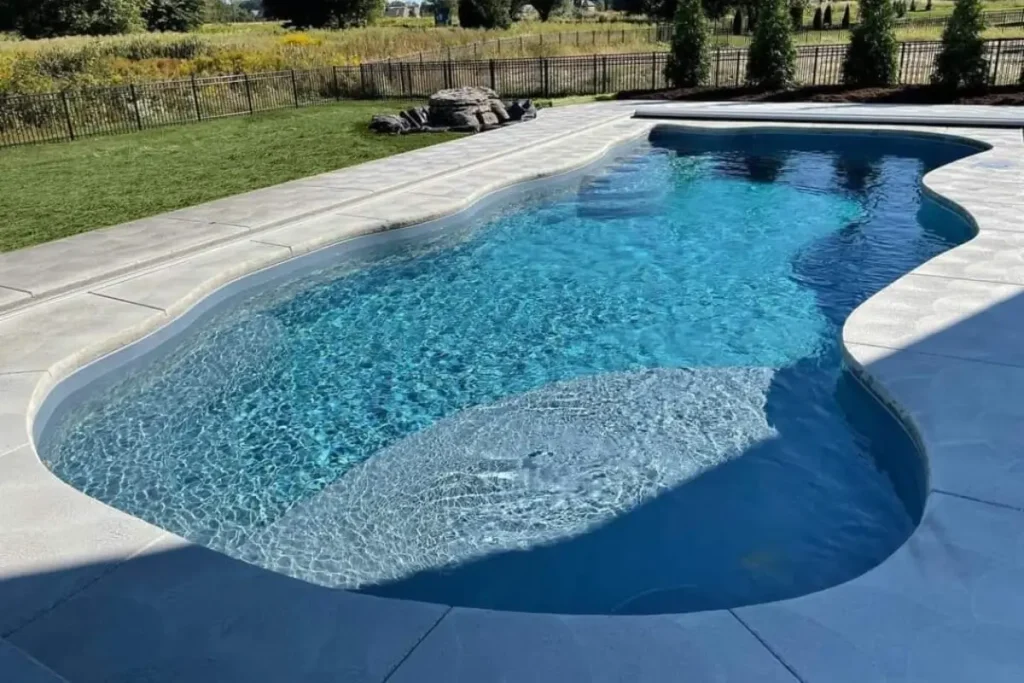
(714, 48, 721, 87)
(593, 54, 599, 94)
(130, 83, 143, 130)
(651, 52, 658, 90)
(898, 42, 907, 84)
(811, 45, 820, 85)
(542, 57, 549, 97)
(602, 55, 608, 93)
(291, 69, 300, 107)
(489, 59, 496, 90)
(60, 91, 75, 141)
(333, 66, 341, 101)
(244, 73, 255, 113)
(191, 74, 202, 121)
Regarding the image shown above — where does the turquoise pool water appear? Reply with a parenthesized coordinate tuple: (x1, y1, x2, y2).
(41, 128, 979, 615)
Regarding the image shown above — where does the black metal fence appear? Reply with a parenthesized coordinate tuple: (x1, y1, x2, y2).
(3, 39, 1023, 148)
(387, 8, 1024, 62)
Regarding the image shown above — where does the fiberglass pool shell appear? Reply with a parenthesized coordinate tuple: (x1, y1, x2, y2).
(35, 126, 984, 617)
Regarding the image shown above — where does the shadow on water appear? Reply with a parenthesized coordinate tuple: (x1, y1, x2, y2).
(352, 131, 978, 615)
(7, 290, 1024, 683)
(0, 128, 1012, 681)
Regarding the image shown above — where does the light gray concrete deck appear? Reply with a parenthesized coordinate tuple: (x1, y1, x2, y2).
(1, 102, 1023, 682)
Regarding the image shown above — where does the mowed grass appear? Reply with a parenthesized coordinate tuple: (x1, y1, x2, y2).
(0, 100, 461, 252)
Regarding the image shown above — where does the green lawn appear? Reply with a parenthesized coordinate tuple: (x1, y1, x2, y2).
(0, 100, 461, 252)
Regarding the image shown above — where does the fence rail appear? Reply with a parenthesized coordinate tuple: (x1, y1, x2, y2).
(3, 39, 1023, 148)
(382, 8, 1024, 63)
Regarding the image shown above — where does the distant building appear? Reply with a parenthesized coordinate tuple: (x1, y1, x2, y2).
(515, 3, 540, 19)
(385, 1, 409, 17)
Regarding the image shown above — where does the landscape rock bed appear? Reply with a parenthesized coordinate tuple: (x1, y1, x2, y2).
(370, 86, 538, 134)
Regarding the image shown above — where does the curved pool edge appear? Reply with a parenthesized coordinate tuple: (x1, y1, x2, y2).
(2, 105, 1023, 682)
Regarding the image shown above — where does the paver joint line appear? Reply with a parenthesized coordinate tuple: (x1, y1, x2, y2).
(728, 610, 809, 683)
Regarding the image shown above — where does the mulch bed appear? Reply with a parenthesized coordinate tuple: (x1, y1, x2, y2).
(617, 84, 1024, 106)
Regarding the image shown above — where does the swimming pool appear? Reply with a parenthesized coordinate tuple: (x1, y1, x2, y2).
(39, 127, 980, 615)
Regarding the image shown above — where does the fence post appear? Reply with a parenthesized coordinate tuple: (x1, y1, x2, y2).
(593, 54, 599, 94)
(333, 66, 341, 101)
(60, 91, 75, 141)
(812, 45, 820, 85)
(990, 39, 1003, 85)
(244, 73, 255, 113)
(714, 48, 721, 87)
(898, 42, 907, 84)
(291, 69, 300, 107)
(603, 55, 609, 93)
(359, 63, 369, 98)
(130, 83, 143, 130)
(490, 59, 496, 90)
(651, 52, 658, 90)
(191, 74, 202, 121)
(542, 58, 549, 97)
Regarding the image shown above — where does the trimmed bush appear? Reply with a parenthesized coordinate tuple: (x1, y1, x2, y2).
(263, 0, 384, 27)
(926, 0, 932, 10)
(841, 3, 850, 28)
(812, 5, 822, 28)
(843, 0, 898, 86)
(933, 0, 988, 90)
(746, 0, 795, 89)
(732, 8, 743, 34)
(531, 0, 559, 20)
(457, 0, 511, 28)
(144, 0, 205, 32)
(664, 0, 710, 88)
(823, 3, 832, 25)
(789, 3, 803, 30)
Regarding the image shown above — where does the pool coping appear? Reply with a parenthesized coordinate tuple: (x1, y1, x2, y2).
(2, 102, 1024, 682)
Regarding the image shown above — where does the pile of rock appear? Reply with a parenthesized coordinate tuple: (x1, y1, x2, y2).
(370, 86, 538, 135)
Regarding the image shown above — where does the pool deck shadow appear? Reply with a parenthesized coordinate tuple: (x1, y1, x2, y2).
(2, 289, 1024, 683)
(2, 104, 1024, 681)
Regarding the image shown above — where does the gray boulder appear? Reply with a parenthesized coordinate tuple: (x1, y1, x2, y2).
(507, 99, 538, 122)
(369, 114, 408, 135)
(428, 86, 503, 128)
(491, 101, 510, 124)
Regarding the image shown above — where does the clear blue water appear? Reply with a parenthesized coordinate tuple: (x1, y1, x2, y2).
(41, 128, 978, 615)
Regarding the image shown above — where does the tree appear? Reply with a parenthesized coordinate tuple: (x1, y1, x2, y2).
(263, 0, 383, 27)
(841, 3, 850, 28)
(789, 1, 803, 30)
(732, 8, 743, 34)
(1, 0, 145, 38)
(909, 0, 916, 10)
(746, 0, 795, 89)
(933, 0, 988, 89)
(812, 5, 822, 28)
(457, 0, 510, 28)
(532, 0, 559, 20)
(842, 0, 898, 86)
(146, 0, 204, 31)
(664, 0, 710, 88)
(823, 2, 831, 25)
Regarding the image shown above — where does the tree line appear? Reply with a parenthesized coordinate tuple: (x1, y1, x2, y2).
(667, 0, 993, 91)
(0, 0, 261, 38)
